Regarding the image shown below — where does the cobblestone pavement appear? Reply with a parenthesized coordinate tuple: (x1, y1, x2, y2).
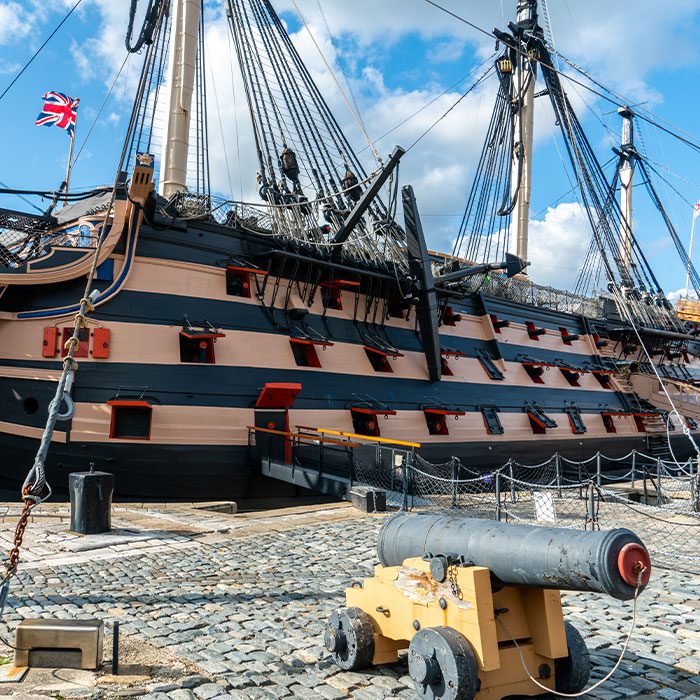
(0, 501, 697, 699)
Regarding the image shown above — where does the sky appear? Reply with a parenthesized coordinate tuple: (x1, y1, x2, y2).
(2, 0, 700, 300)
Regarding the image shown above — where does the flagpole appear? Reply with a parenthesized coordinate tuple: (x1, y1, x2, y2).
(686, 204, 699, 299)
(63, 97, 79, 206)
(64, 132, 75, 206)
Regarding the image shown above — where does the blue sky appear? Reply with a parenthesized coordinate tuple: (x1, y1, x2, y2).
(2, 0, 700, 298)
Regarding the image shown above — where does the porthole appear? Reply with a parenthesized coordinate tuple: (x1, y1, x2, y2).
(23, 397, 39, 415)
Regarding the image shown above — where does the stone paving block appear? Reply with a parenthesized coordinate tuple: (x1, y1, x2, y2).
(151, 684, 182, 692)
(193, 682, 227, 699)
(281, 685, 317, 699)
(657, 689, 686, 700)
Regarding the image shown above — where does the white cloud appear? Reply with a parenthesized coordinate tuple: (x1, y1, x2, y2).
(275, 0, 700, 101)
(667, 287, 697, 303)
(527, 202, 593, 289)
(0, 59, 20, 74)
(71, 38, 94, 81)
(0, 2, 32, 45)
(0, 0, 83, 47)
(427, 40, 466, 64)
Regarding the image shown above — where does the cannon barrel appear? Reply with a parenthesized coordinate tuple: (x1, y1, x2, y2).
(377, 513, 651, 600)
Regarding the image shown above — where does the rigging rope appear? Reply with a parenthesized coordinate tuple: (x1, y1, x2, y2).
(125, 0, 163, 54)
(611, 285, 700, 458)
(405, 64, 495, 155)
(0, 181, 44, 214)
(289, 0, 382, 164)
(421, 0, 700, 158)
(358, 52, 497, 155)
(210, 56, 235, 202)
(451, 57, 514, 263)
(226, 29, 245, 200)
(0, 186, 114, 201)
(315, 0, 367, 142)
(636, 158, 700, 297)
(227, 0, 405, 268)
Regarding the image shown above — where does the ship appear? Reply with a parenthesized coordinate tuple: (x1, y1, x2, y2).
(1, 0, 699, 499)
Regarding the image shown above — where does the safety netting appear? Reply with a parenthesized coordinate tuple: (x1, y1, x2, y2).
(351, 447, 700, 572)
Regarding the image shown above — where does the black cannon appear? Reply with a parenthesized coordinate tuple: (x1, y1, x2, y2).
(377, 512, 651, 600)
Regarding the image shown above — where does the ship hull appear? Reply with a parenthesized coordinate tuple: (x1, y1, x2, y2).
(2, 196, 699, 500)
(0, 431, 693, 500)
(0, 434, 251, 499)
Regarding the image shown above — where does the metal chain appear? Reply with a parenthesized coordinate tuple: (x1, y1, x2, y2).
(5, 492, 33, 581)
(447, 564, 462, 600)
(0, 488, 35, 621)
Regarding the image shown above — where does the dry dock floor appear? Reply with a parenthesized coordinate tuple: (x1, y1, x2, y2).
(0, 499, 696, 699)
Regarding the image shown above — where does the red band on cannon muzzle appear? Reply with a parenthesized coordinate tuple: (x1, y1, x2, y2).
(617, 543, 652, 587)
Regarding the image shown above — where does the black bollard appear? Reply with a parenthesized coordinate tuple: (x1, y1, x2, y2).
(69, 469, 114, 534)
(112, 621, 119, 675)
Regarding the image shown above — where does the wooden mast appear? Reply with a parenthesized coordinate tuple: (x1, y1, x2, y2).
(512, 0, 538, 271)
(159, 0, 202, 198)
(618, 106, 636, 278)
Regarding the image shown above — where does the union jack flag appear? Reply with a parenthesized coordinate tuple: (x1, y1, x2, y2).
(35, 91, 79, 137)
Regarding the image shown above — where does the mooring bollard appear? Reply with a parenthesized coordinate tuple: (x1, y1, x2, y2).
(69, 467, 114, 535)
(112, 621, 119, 676)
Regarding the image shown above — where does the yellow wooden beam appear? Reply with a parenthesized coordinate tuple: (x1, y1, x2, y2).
(315, 428, 421, 449)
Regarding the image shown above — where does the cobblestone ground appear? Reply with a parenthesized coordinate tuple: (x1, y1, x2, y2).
(0, 502, 697, 699)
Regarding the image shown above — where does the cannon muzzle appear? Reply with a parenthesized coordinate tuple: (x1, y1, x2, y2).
(377, 513, 651, 600)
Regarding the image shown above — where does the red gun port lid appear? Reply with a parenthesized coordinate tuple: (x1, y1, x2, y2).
(617, 542, 652, 587)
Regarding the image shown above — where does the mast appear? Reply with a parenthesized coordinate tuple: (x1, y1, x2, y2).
(618, 106, 635, 275)
(159, 0, 202, 198)
(511, 0, 539, 269)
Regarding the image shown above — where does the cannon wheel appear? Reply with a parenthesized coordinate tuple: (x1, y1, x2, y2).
(408, 627, 479, 700)
(555, 622, 591, 693)
(324, 607, 375, 670)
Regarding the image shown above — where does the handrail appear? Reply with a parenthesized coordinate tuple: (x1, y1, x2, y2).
(247, 425, 361, 448)
(315, 427, 421, 448)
